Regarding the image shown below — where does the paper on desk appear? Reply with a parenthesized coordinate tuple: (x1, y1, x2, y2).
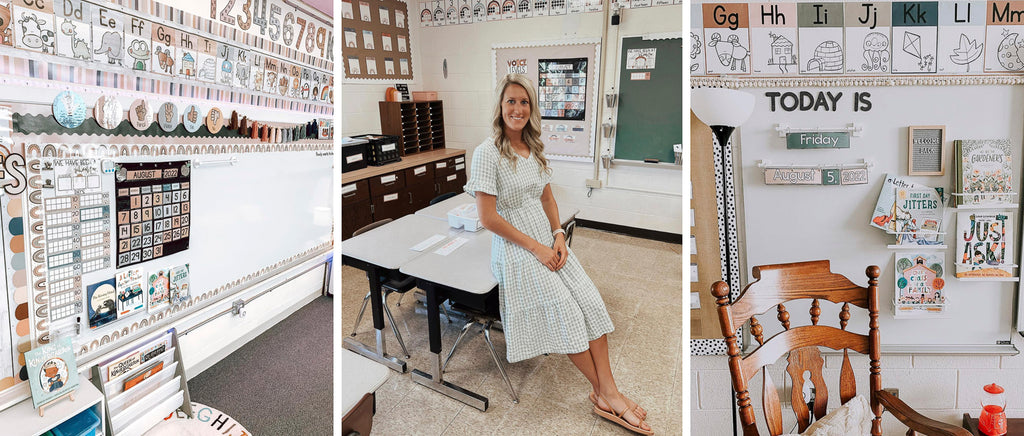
(434, 237, 468, 256)
(411, 234, 446, 251)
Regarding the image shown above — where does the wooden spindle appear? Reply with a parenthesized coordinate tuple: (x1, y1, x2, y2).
(778, 303, 790, 330)
(810, 299, 821, 325)
(840, 303, 851, 331)
(750, 316, 764, 345)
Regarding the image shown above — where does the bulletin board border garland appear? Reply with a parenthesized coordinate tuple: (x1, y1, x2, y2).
(492, 38, 602, 161)
(691, 75, 1024, 89)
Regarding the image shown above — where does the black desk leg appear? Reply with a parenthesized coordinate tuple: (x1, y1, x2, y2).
(411, 283, 489, 411)
(342, 265, 407, 373)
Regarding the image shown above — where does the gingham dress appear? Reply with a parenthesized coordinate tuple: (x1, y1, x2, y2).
(464, 138, 614, 363)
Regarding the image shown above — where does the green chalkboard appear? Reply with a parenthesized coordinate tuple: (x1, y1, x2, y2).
(614, 36, 683, 163)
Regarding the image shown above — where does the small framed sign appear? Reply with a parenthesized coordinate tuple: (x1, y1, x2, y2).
(908, 126, 946, 176)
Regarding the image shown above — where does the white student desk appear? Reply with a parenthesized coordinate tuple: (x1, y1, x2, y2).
(341, 349, 390, 416)
(400, 226, 497, 411)
(416, 192, 581, 232)
(341, 214, 463, 372)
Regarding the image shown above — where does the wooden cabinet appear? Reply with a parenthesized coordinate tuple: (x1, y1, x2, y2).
(379, 100, 446, 156)
(341, 149, 467, 240)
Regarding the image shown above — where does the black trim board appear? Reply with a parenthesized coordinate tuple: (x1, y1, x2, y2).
(576, 219, 682, 244)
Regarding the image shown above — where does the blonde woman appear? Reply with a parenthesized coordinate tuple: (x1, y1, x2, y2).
(464, 74, 653, 435)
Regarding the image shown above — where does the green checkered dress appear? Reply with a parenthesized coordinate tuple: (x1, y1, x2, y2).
(464, 138, 614, 363)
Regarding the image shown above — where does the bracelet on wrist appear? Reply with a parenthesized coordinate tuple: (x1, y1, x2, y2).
(552, 229, 566, 238)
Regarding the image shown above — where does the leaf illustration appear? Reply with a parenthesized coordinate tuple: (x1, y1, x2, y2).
(950, 34, 983, 68)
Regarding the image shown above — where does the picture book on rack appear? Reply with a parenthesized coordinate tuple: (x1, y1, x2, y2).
(893, 186, 944, 245)
(955, 211, 1015, 277)
(25, 337, 79, 408)
(116, 267, 146, 317)
(870, 174, 924, 232)
(88, 278, 118, 329)
(956, 139, 1013, 206)
(170, 264, 191, 306)
(148, 269, 171, 311)
(894, 252, 946, 316)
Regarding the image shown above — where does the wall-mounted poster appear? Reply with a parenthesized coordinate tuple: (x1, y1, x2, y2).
(87, 278, 118, 329)
(114, 161, 191, 268)
(538, 57, 587, 120)
(343, 0, 412, 79)
(844, 2, 891, 75)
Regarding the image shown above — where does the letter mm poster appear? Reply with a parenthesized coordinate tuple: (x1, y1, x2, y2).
(955, 211, 1015, 278)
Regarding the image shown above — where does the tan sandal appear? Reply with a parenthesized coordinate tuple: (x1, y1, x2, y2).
(593, 394, 654, 436)
(590, 391, 647, 420)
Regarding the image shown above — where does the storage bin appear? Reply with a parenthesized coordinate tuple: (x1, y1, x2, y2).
(351, 134, 401, 166)
(341, 137, 369, 173)
(412, 91, 438, 101)
(51, 408, 100, 436)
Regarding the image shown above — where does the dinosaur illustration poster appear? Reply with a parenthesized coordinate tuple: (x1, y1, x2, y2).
(151, 23, 176, 77)
(797, 2, 845, 74)
(891, 2, 937, 73)
(748, 2, 797, 74)
(12, 5, 56, 54)
(54, 18, 92, 61)
(937, 1, 984, 73)
(90, 5, 125, 67)
(125, 17, 151, 72)
(87, 278, 118, 329)
(702, 3, 751, 75)
(843, 2, 891, 74)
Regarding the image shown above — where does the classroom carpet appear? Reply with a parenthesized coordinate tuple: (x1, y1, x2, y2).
(188, 295, 333, 435)
(342, 227, 683, 435)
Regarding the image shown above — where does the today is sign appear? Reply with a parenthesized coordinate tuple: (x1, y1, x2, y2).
(787, 132, 850, 149)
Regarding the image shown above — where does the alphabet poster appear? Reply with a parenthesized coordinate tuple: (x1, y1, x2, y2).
(693, 1, 1024, 77)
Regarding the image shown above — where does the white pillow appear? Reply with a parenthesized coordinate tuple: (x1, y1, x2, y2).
(799, 395, 873, 436)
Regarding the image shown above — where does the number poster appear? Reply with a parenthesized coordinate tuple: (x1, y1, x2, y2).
(114, 162, 191, 268)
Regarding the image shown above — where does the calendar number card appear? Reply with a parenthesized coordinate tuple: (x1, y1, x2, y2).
(115, 162, 192, 268)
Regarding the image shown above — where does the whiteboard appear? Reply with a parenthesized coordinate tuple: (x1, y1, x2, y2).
(20, 145, 333, 360)
(735, 85, 1021, 352)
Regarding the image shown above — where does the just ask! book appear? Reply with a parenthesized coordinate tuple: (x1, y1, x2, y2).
(956, 211, 1015, 277)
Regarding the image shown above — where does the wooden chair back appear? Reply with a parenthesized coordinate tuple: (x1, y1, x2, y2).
(711, 260, 882, 436)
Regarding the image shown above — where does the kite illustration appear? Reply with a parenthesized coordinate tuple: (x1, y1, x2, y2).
(902, 32, 934, 70)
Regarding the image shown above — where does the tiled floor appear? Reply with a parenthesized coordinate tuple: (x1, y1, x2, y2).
(341, 227, 683, 435)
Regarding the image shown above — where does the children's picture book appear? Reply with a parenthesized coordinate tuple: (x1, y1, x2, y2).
(148, 269, 171, 310)
(87, 278, 118, 329)
(894, 252, 946, 317)
(116, 268, 146, 317)
(870, 173, 925, 232)
(25, 337, 79, 408)
(956, 211, 1015, 277)
(893, 186, 944, 245)
(957, 139, 1013, 205)
(123, 360, 164, 391)
(170, 264, 191, 306)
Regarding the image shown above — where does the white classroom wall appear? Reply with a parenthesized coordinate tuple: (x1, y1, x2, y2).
(342, 3, 684, 234)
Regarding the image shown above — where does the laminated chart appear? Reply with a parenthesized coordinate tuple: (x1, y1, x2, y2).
(115, 162, 191, 268)
(39, 158, 112, 324)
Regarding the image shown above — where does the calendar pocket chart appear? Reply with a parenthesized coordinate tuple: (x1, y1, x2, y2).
(114, 161, 192, 268)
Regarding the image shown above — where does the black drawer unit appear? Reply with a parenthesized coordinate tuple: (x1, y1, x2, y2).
(352, 134, 401, 166)
(341, 137, 369, 173)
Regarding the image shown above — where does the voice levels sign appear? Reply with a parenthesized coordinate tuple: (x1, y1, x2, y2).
(786, 131, 850, 149)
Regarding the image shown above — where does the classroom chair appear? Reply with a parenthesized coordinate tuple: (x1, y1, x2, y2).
(711, 260, 970, 436)
(440, 288, 519, 404)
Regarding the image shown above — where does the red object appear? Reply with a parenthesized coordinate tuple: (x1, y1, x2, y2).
(980, 383, 1008, 436)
